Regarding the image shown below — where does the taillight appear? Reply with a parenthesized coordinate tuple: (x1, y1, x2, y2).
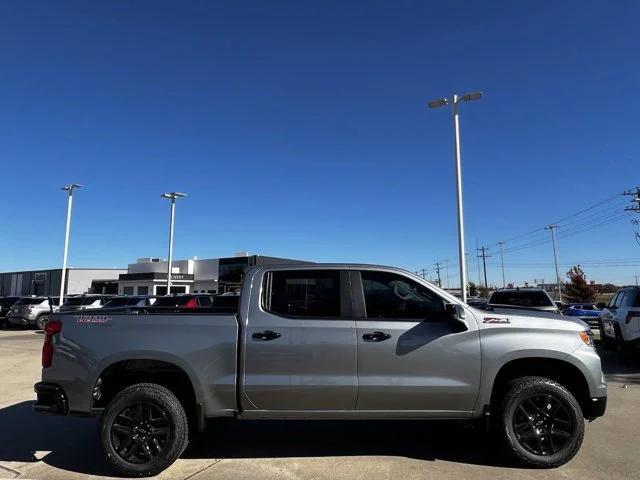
(42, 320, 62, 368)
(184, 298, 197, 309)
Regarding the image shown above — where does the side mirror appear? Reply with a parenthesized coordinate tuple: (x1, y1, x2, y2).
(445, 303, 468, 332)
(596, 302, 606, 310)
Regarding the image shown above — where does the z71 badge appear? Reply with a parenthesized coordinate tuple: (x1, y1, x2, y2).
(483, 317, 510, 324)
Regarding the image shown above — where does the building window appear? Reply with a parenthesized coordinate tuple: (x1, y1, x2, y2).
(137, 286, 149, 295)
(123, 286, 134, 296)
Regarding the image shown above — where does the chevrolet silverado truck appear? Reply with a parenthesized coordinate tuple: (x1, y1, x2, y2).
(34, 264, 607, 476)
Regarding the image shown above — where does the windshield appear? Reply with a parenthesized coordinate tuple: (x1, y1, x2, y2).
(154, 296, 194, 307)
(490, 291, 553, 308)
(14, 298, 46, 306)
(0, 297, 20, 307)
(64, 297, 101, 306)
(104, 297, 143, 307)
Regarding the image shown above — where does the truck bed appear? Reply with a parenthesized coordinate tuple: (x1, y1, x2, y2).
(42, 309, 240, 417)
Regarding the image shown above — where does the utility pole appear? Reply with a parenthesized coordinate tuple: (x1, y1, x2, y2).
(545, 224, 563, 303)
(475, 238, 482, 286)
(623, 187, 640, 213)
(427, 91, 482, 303)
(477, 246, 490, 288)
(635, 275, 639, 286)
(497, 241, 506, 288)
(59, 184, 82, 306)
(160, 192, 188, 295)
(434, 262, 443, 288)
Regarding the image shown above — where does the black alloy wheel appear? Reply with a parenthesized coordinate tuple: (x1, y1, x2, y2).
(512, 394, 573, 456)
(110, 402, 171, 464)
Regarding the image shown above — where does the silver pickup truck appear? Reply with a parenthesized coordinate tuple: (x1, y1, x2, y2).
(34, 264, 606, 476)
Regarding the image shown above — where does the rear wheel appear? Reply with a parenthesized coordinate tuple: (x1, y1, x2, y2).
(36, 314, 49, 330)
(500, 376, 584, 468)
(100, 383, 189, 477)
(614, 324, 634, 359)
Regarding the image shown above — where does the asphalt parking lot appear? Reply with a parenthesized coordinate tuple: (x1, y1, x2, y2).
(0, 328, 639, 480)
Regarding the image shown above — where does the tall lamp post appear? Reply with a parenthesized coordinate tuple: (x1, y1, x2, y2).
(161, 192, 187, 295)
(59, 184, 82, 306)
(428, 91, 482, 303)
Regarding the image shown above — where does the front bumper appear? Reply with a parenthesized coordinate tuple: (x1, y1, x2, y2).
(34, 382, 68, 415)
(584, 395, 607, 420)
(7, 314, 36, 326)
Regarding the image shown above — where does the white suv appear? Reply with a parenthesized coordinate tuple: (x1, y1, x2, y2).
(599, 286, 640, 354)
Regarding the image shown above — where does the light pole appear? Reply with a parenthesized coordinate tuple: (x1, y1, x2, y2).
(59, 184, 82, 306)
(161, 192, 187, 295)
(545, 224, 563, 303)
(428, 91, 482, 303)
(497, 241, 506, 288)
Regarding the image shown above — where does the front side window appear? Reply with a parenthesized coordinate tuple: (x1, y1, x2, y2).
(361, 271, 445, 320)
(615, 292, 626, 308)
(264, 270, 341, 318)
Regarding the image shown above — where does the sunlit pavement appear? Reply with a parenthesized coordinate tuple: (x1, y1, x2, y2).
(0, 328, 638, 480)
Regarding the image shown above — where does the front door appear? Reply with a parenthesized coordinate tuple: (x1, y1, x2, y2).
(242, 269, 358, 412)
(353, 269, 481, 415)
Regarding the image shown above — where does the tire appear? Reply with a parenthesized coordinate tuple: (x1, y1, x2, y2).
(100, 383, 189, 477)
(500, 376, 584, 468)
(599, 319, 614, 350)
(36, 314, 49, 330)
(614, 324, 634, 359)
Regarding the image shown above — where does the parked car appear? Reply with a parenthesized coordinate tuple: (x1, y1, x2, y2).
(599, 286, 640, 353)
(35, 264, 605, 476)
(152, 294, 214, 308)
(563, 304, 601, 329)
(6, 296, 60, 329)
(102, 296, 157, 309)
(211, 293, 240, 312)
(0, 296, 22, 327)
(59, 295, 114, 312)
(487, 288, 560, 314)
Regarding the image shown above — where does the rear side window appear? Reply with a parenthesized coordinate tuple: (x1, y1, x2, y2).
(263, 270, 341, 318)
(360, 271, 445, 320)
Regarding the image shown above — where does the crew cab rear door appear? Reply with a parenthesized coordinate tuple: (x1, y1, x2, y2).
(242, 268, 358, 413)
(352, 268, 481, 415)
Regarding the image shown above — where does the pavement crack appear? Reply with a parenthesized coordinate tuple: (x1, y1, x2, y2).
(183, 459, 223, 480)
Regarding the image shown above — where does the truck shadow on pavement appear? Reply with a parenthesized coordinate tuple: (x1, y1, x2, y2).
(0, 401, 518, 477)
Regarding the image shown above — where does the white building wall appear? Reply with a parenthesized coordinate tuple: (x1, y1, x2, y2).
(66, 269, 126, 295)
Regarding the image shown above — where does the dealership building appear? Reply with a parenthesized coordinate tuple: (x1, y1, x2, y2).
(117, 254, 308, 296)
(0, 268, 126, 297)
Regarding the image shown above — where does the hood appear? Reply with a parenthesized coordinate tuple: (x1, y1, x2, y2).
(469, 306, 589, 331)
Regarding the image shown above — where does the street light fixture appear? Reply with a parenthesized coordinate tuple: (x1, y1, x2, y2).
(427, 91, 482, 302)
(161, 192, 188, 295)
(59, 184, 83, 306)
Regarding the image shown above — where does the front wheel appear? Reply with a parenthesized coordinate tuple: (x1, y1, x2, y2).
(500, 376, 584, 468)
(100, 383, 189, 477)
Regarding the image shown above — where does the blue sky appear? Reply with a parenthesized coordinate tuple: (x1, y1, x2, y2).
(1, 0, 639, 286)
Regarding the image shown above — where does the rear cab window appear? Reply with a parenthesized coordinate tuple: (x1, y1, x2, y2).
(489, 291, 554, 308)
(262, 269, 344, 318)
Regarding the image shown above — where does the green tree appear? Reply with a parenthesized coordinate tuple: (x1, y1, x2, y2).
(468, 282, 479, 297)
(564, 265, 597, 303)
